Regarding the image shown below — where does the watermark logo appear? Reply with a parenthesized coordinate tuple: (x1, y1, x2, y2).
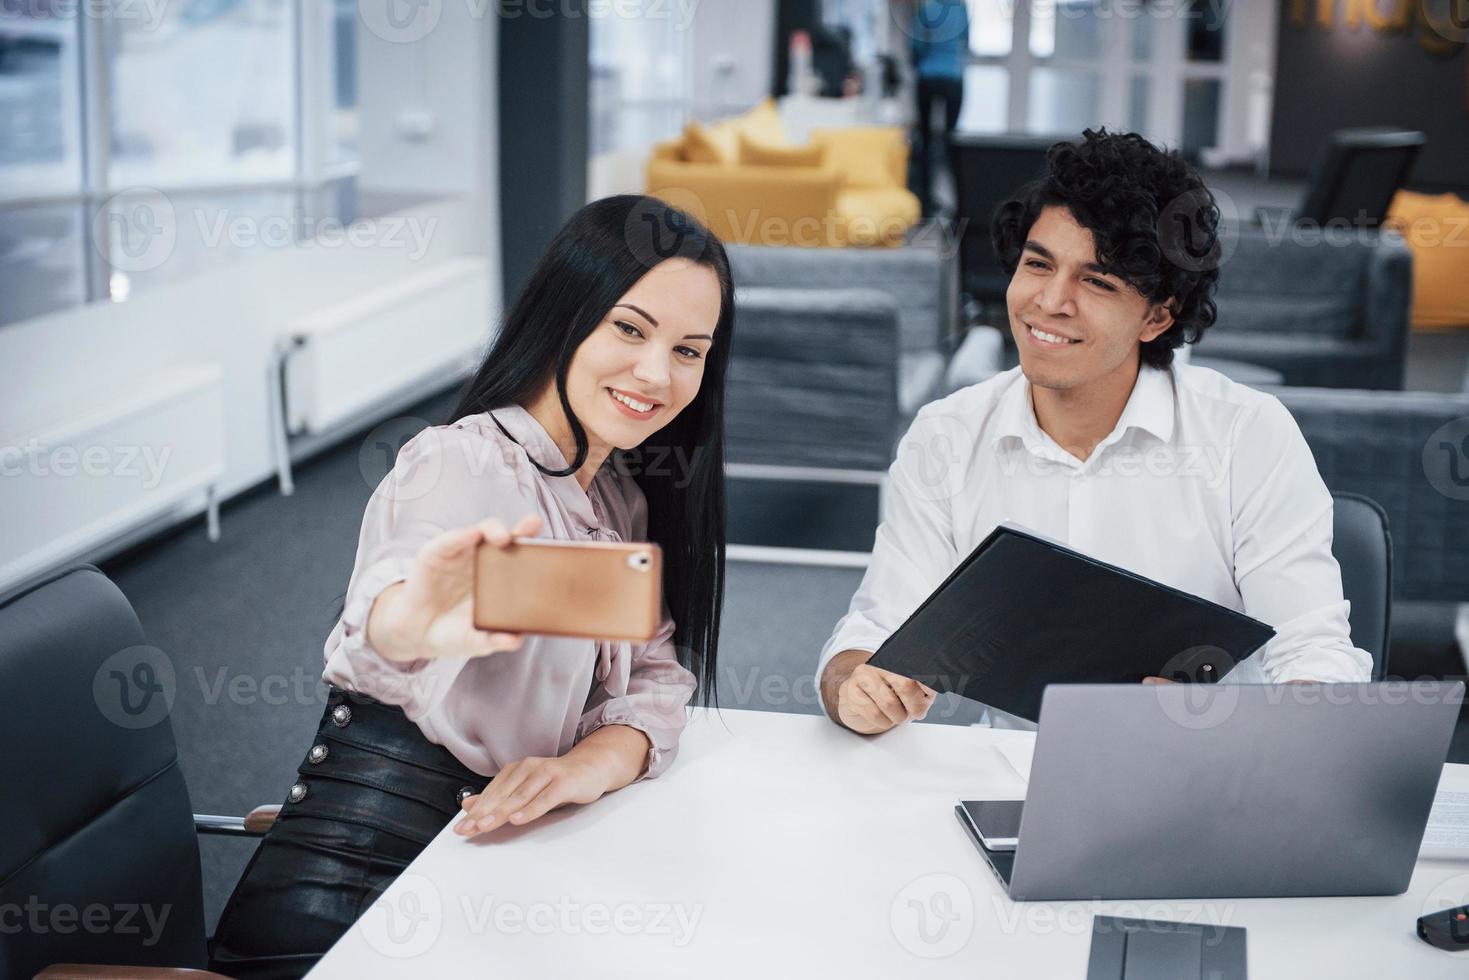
(0, 1, 170, 32)
(1154, 646, 1241, 730)
(93, 645, 176, 730)
(898, 412, 973, 502)
(0, 897, 172, 946)
(624, 192, 710, 270)
(990, 899, 1239, 939)
(1423, 417, 1469, 501)
(890, 873, 974, 958)
(1420, 872, 1469, 926)
(458, 895, 703, 944)
(93, 188, 176, 274)
(0, 439, 173, 488)
(194, 209, 437, 260)
(360, 0, 444, 43)
(1157, 186, 1238, 273)
(360, 417, 444, 502)
(891, 0, 970, 43)
(358, 872, 443, 957)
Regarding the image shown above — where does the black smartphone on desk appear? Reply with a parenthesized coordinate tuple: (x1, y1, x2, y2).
(958, 800, 1024, 851)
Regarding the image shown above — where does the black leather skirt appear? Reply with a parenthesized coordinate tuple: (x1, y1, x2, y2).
(207, 685, 489, 979)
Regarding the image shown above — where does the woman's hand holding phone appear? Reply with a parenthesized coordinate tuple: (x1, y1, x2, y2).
(367, 513, 543, 662)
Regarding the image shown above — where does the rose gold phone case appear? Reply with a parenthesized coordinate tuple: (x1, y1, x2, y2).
(472, 538, 663, 642)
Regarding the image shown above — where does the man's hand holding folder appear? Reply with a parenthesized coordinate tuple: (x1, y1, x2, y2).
(823, 525, 1276, 734)
(823, 650, 938, 734)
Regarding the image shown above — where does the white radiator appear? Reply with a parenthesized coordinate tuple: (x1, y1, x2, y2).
(0, 363, 225, 596)
(282, 256, 491, 435)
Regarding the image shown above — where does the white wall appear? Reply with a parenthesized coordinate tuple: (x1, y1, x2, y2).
(358, 0, 500, 201)
(689, 0, 777, 120)
(1, 7, 501, 569)
(1217, 0, 1280, 167)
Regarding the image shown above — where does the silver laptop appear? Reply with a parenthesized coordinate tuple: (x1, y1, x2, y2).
(955, 681, 1463, 901)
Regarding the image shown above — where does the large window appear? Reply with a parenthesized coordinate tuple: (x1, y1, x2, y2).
(590, 9, 689, 155)
(956, 0, 1231, 156)
(0, 0, 361, 327)
(0, 4, 82, 195)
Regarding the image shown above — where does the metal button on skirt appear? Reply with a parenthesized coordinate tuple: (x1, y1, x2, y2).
(206, 685, 489, 980)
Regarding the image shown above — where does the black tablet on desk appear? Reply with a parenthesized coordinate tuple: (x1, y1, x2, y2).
(866, 524, 1275, 721)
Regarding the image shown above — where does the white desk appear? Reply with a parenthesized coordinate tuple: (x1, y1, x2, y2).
(310, 708, 1469, 977)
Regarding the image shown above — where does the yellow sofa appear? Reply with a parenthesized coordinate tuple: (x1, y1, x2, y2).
(645, 99, 920, 248)
(1387, 189, 1469, 330)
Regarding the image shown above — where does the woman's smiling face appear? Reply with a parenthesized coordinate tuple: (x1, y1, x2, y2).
(564, 257, 722, 452)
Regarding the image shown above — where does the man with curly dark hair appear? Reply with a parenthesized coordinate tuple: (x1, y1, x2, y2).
(817, 128, 1371, 735)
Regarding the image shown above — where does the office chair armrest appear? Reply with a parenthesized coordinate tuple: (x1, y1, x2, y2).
(194, 804, 280, 837)
(35, 966, 233, 979)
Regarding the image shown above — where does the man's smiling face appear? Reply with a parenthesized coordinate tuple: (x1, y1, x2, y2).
(1006, 205, 1175, 393)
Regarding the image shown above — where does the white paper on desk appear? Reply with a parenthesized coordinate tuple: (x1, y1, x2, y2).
(1421, 791, 1469, 858)
(992, 732, 1035, 784)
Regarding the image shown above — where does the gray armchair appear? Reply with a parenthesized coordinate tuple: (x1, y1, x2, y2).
(1272, 386, 1469, 603)
(726, 286, 902, 474)
(1206, 225, 1412, 390)
(725, 240, 959, 415)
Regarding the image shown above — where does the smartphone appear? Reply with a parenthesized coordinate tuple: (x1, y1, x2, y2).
(472, 538, 662, 642)
(957, 800, 1024, 851)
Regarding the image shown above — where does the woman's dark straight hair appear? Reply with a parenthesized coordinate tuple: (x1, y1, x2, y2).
(442, 194, 733, 707)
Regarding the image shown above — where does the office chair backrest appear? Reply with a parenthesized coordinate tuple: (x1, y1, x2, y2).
(1331, 492, 1392, 679)
(726, 286, 901, 471)
(1296, 128, 1425, 228)
(0, 565, 207, 976)
(947, 133, 1070, 303)
(1275, 386, 1469, 602)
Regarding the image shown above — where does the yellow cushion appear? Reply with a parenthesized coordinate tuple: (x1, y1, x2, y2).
(680, 99, 791, 166)
(835, 187, 921, 247)
(812, 127, 908, 188)
(683, 120, 740, 165)
(738, 97, 788, 148)
(738, 133, 824, 168)
(1387, 190, 1469, 330)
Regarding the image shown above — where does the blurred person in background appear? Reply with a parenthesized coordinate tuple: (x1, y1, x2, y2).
(909, 0, 970, 217)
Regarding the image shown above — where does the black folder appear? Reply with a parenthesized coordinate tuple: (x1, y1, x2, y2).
(866, 524, 1275, 721)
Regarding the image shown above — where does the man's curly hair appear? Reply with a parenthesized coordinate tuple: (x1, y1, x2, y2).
(990, 128, 1221, 369)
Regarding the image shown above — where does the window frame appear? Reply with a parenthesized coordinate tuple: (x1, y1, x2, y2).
(0, 0, 361, 319)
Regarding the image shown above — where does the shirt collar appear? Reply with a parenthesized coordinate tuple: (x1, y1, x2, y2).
(488, 403, 573, 472)
(486, 403, 613, 530)
(991, 363, 1176, 454)
(1109, 363, 1176, 446)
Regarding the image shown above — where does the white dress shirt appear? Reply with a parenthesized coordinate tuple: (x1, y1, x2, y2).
(818, 362, 1372, 727)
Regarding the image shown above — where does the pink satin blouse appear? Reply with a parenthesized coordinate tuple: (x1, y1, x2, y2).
(321, 404, 697, 779)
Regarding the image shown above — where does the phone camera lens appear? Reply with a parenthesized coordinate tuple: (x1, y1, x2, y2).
(628, 553, 651, 571)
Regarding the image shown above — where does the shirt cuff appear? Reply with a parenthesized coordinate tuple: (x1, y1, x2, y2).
(337, 558, 425, 670)
(576, 706, 688, 781)
(1264, 646, 1374, 684)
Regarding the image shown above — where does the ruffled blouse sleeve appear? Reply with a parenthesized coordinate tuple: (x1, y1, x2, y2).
(323, 423, 541, 718)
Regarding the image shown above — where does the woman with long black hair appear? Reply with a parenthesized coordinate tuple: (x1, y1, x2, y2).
(208, 195, 733, 977)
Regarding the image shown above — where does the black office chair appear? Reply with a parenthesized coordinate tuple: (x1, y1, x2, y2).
(947, 133, 1072, 310)
(1, 565, 277, 979)
(1331, 491, 1393, 680)
(1258, 128, 1425, 229)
